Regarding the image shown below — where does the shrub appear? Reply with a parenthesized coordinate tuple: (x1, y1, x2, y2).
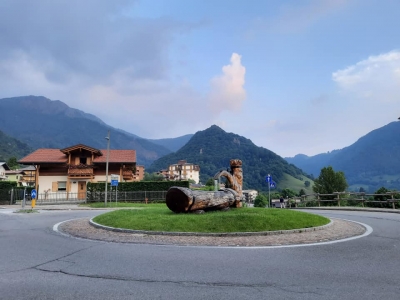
(254, 194, 268, 207)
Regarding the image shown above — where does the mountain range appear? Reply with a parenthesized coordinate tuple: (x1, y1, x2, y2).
(1, 95, 399, 192)
(285, 121, 400, 192)
(0, 96, 191, 166)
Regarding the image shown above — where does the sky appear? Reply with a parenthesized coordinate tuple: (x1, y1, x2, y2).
(0, 0, 399, 157)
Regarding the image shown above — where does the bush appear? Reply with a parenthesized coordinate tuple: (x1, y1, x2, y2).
(254, 194, 268, 207)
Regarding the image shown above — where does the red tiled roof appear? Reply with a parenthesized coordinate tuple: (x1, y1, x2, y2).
(93, 150, 136, 163)
(19, 149, 136, 164)
(19, 149, 67, 163)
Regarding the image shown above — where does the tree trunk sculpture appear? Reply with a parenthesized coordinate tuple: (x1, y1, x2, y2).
(165, 159, 244, 213)
(166, 187, 239, 213)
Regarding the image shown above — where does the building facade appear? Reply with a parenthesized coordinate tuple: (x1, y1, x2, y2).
(167, 160, 200, 183)
(18, 144, 137, 199)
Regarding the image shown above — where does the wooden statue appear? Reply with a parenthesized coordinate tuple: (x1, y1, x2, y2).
(165, 159, 243, 213)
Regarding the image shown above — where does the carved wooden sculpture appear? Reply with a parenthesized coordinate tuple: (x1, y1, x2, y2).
(166, 187, 239, 213)
(165, 159, 243, 213)
(214, 159, 243, 208)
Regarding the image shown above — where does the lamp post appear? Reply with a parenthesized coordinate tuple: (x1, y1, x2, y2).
(105, 131, 110, 206)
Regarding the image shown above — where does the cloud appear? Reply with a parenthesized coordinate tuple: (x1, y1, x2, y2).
(208, 53, 246, 114)
(332, 50, 400, 103)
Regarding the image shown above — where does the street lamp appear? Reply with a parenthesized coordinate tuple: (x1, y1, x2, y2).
(104, 131, 110, 206)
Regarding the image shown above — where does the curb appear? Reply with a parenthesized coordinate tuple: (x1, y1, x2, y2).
(89, 217, 333, 237)
(294, 207, 400, 214)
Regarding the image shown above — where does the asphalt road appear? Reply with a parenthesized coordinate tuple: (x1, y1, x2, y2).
(0, 208, 399, 300)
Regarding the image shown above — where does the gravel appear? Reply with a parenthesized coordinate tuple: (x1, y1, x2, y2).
(59, 218, 366, 247)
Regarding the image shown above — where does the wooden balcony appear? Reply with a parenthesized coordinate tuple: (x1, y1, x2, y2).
(68, 165, 94, 178)
(122, 169, 133, 180)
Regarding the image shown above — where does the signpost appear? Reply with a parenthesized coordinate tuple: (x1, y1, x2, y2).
(266, 174, 271, 208)
(111, 174, 119, 204)
(31, 189, 37, 208)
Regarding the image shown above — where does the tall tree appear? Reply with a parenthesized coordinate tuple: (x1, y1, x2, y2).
(312, 166, 348, 198)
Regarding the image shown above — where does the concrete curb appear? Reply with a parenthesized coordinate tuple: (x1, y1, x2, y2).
(89, 217, 334, 237)
(294, 207, 400, 214)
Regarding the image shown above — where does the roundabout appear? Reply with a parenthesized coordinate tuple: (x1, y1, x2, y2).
(1, 206, 399, 299)
(57, 216, 370, 247)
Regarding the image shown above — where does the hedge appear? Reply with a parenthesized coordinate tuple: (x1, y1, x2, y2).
(87, 180, 190, 193)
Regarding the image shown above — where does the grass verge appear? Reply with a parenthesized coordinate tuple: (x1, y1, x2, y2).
(93, 207, 329, 233)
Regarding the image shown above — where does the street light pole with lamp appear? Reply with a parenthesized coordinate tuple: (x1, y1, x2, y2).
(104, 131, 110, 206)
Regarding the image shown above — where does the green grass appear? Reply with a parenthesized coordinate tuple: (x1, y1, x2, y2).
(279, 173, 314, 194)
(14, 209, 39, 213)
(93, 207, 329, 233)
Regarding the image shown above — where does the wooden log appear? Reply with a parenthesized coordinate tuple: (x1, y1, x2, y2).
(166, 186, 240, 213)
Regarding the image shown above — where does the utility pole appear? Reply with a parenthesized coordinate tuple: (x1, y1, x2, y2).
(105, 131, 110, 206)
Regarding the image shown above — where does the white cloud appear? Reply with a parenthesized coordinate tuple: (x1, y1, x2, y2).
(208, 53, 246, 114)
(332, 50, 400, 103)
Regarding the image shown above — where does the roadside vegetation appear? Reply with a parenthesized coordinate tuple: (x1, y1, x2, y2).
(92, 206, 329, 233)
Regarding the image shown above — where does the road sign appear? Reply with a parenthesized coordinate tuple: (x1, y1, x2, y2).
(31, 189, 37, 199)
(111, 174, 119, 187)
(266, 174, 271, 183)
(270, 182, 276, 188)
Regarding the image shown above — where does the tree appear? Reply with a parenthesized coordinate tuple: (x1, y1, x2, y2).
(254, 194, 268, 207)
(312, 166, 348, 198)
(298, 189, 306, 197)
(205, 178, 215, 186)
(359, 187, 366, 193)
(374, 187, 389, 201)
(281, 188, 296, 199)
(6, 157, 19, 170)
(304, 180, 310, 188)
(143, 172, 164, 181)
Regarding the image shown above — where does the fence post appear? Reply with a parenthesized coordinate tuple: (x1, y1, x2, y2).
(317, 194, 320, 207)
(361, 193, 364, 207)
(336, 192, 340, 207)
(10, 188, 14, 205)
(392, 193, 395, 210)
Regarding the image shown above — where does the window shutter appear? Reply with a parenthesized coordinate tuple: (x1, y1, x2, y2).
(52, 182, 58, 192)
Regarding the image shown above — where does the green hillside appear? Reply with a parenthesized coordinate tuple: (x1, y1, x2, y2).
(0, 130, 32, 161)
(148, 125, 311, 192)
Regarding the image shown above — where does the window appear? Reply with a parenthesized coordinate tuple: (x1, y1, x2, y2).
(80, 157, 87, 164)
(58, 181, 67, 191)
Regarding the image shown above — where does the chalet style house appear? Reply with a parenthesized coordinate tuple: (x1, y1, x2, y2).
(18, 144, 140, 199)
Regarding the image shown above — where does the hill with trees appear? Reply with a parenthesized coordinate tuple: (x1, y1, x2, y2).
(0, 130, 32, 162)
(0, 96, 179, 166)
(148, 125, 311, 192)
(285, 121, 400, 191)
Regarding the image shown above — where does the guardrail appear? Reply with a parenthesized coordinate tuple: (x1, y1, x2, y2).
(286, 191, 400, 210)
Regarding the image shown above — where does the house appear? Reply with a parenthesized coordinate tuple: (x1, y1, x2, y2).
(18, 144, 137, 199)
(164, 160, 200, 183)
(4, 166, 36, 187)
(0, 162, 10, 181)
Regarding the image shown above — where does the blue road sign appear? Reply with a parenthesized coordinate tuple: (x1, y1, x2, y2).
(31, 189, 37, 199)
(111, 180, 118, 187)
(270, 182, 276, 188)
(266, 175, 271, 183)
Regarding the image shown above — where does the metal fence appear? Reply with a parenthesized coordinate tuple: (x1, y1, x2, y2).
(87, 190, 167, 203)
(0, 188, 168, 205)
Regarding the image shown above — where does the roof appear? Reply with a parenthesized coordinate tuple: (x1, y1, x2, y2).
(0, 162, 11, 170)
(19, 148, 136, 164)
(93, 150, 136, 163)
(61, 144, 102, 155)
(19, 149, 67, 164)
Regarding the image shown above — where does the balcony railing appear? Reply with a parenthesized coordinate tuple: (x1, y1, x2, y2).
(68, 164, 94, 178)
(122, 169, 133, 180)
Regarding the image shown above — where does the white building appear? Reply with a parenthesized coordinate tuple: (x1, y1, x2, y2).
(168, 160, 200, 184)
